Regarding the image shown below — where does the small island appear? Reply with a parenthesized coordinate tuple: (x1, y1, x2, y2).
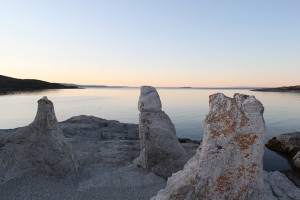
(251, 85, 300, 92)
(0, 75, 78, 94)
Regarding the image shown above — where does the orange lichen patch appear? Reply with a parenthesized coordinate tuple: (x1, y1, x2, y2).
(244, 153, 250, 158)
(237, 165, 245, 179)
(209, 112, 237, 138)
(247, 163, 259, 174)
(234, 185, 249, 200)
(247, 168, 257, 174)
(239, 116, 247, 128)
(206, 98, 240, 138)
(222, 122, 236, 137)
(234, 133, 258, 151)
(215, 175, 230, 195)
(210, 124, 235, 138)
(252, 163, 258, 167)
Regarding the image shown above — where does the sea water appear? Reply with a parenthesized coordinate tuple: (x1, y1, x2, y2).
(1, 88, 300, 172)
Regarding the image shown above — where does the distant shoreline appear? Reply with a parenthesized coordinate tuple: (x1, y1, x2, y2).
(251, 85, 300, 92)
(81, 85, 259, 90)
(0, 75, 78, 94)
(3, 74, 298, 92)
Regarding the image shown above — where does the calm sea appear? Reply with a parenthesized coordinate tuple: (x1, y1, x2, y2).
(1, 87, 300, 172)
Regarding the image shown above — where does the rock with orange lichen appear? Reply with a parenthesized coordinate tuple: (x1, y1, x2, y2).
(152, 93, 267, 200)
(137, 86, 185, 179)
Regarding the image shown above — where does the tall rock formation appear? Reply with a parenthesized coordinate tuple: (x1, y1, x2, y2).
(152, 93, 267, 199)
(138, 86, 185, 179)
(0, 96, 78, 183)
(25, 96, 78, 177)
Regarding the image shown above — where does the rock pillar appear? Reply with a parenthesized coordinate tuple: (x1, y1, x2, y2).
(138, 86, 185, 179)
(26, 96, 78, 177)
(152, 93, 266, 199)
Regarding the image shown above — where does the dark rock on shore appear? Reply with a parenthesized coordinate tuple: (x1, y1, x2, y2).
(266, 132, 300, 169)
(266, 132, 300, 156)
(252, 85, 300, 92)
(178, 138, 201, 144)
(0, 75, 78, 94)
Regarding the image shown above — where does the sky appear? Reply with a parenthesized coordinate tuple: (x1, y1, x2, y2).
(0, 0, 299, 87)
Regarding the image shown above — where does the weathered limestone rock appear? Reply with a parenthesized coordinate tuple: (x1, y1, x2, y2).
(0, 96, 78, 183)
(138, 86, 185, 179)
(25, 96, 78, 177)
(152, 93, 267, 200)
(60, 115, 139, 141)
(264, 171, 300, 199)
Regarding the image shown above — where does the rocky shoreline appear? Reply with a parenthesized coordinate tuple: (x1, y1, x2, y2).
(0, 114, 199, 199)
(0, 75, 78, 94)
(251, 85, 300, 92)
(0, 87, 299, 199)
(264, 132, 300, 190)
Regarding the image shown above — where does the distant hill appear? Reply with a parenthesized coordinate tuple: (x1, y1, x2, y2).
(0, 75, 78, 93)
(251, 85, 300, 92)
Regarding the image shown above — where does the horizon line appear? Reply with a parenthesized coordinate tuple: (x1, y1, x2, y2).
(75, 84, 266, 89)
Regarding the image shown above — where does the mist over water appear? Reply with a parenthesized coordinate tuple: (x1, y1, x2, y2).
(1, 88, 300, 172)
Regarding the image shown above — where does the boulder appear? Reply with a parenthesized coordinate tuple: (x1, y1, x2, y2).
(152, 93, 267, 199)
(266, 132, 300, 156)
(60, 115, 139, 141)
(266, 132, 300, 168)
(137, 86, 185, 179)
(178, 138, 201, 145)
(0, 96, 78, 183)
(264, 171, 300, 199)
(293, 151, 300, 168)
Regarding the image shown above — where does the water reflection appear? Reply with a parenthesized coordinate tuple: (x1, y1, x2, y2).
(1, 88, 300, 141)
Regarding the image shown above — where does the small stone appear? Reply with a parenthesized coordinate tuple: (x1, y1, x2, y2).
(293, 151, 300, 168)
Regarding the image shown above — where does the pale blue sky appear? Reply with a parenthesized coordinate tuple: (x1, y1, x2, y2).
(0, 0, 299, 87)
